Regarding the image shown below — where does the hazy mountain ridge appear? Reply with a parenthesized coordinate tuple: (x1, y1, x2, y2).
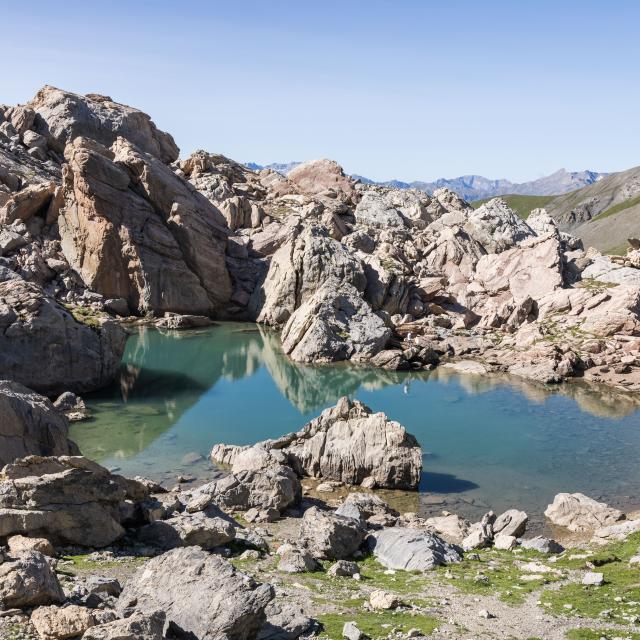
(247, 162, 606, 200)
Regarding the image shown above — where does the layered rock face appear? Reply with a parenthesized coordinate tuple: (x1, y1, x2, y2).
(0, 380, 79, 466)
(0, 456, 149, 547)
(212, 396, 422, 490)
(58, 137, 231, 315)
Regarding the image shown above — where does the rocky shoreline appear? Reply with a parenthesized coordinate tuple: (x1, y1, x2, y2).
(1, 396, 640, 639)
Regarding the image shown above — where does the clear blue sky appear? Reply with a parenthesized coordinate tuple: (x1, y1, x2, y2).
(2, 0, 639, 182)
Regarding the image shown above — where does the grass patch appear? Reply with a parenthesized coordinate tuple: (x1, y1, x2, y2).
(317, 609, 439, 639)
(63, 304, 108, 329)
(540, 532, 640, 623)
(59, 553, 148, 574)
(596, 194, 640, 221)
(471, 194, 557, 219)
(436, 547, 565, 605)
(566, 629, 640, 640)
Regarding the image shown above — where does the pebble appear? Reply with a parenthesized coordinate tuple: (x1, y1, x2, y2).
(478, 609, 495, 619)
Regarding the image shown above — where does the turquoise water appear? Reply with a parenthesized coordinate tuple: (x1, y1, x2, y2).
(73, 323, 640, 522)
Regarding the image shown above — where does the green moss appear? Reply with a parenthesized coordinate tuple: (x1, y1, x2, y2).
(63, 304, 108, 329)
(59, 553, 148, 574)
(540, 532, 640, 623)
(471, 194, 557, 219)
(317, 609, 439, 639)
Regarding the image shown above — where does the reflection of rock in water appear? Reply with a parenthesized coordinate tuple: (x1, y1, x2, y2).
(119, 364, 141, 402)
(430, 367, 640, 419)
(258, 325, 404, 413)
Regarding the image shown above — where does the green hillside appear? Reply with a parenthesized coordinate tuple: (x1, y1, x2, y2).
(471, 194, 557, 219)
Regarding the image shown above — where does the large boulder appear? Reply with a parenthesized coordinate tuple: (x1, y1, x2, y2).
(30, 605, 98, 640)
(0, 380, 79, 466)
(211, 397, 422, 490)
(464, 198, 535, 253)
(298, 507, 365, 560)
(287, 159, 356, 202)
(117, 547, 274, 640)
(280, 280, 391, 363)
(0, 550, 65, 608)
(252, 225, 366, 327)
(367, 527, 462, 571)
(474, 234, 564, 302)
(28, 85, 179, 163)
(58, 137, 231, 316)
(544, 493, 625, 532)
(0, 456, 149, 547)
(0, 277, 125, 395)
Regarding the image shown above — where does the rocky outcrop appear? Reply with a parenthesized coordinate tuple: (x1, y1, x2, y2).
(118, 547, 274, 640)
(280, 280, 391, 362)
(58, 137, 231, 316)
(544, 492, 625, 532)
(82, 612, 166, 640)
(28, 85, 179, 163)
(0, 456, 149, 547)
(287, 159, 356, 202)
(211, 397, 422, 490)
(367, 527, 462, 571)
(0, 380, 78, 466)
(0, 277, 125, 395)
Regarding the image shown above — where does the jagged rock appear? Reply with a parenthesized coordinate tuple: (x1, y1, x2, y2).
(369, 590, 400, 610)
(493, 509, 528, 538)
(0, 181, 57, 225)
(137, 509, 236, 551)
(117, 547, 274, 640)
(342, 621, 366, 640)
(421, 513, 470, 545)
(464, 198, 535, 253)
(31, 605, 97, 640)
(335, 493, 399, 523)
(0, 456, 148, 547)
(188, 465, 301, 517)
(493, 534, 517, 550)
(58, 137, 231, 315)
(582, 255, 640, 286)
(462, 512, 496, 551)
(253, 225, 366, 327)
(82, 611, 166, 640)
(354, 190, 406, 228)
(213, 397, 421, 490)
(298, 507, 365, 560)
(475, 234, 564, 302)
(544, 492, 625, 532)
(53, 391, 89, 422)
(0, 551, 64, 608)
(0, 278, 125, 395)
(591, 519, 640, 545)
(0, 380, 79, 466)
(367, 527, 462, 571)
(280, 280, 391, 363)
(28, 85, 179, 163)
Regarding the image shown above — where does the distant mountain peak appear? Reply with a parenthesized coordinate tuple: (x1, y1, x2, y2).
(245, 161, 607, 200)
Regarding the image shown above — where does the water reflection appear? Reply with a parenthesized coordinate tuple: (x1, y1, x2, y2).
(72, 323, 640, 520)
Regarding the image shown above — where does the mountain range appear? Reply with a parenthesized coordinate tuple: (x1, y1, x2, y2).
(246, 162, 607, 201)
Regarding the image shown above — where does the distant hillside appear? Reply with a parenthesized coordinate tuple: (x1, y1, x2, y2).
(545, 165, 640, 253)
(471, 194, 557, 219)
(249, 162, 606, 201)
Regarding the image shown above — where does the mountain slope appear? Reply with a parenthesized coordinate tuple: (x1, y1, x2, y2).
(545, 165, 640, 253)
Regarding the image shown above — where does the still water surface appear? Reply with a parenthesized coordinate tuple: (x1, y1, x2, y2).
(72, 323, 640, 521)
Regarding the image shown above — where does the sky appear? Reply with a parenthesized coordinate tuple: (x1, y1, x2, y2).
(2, 1, 639, 183)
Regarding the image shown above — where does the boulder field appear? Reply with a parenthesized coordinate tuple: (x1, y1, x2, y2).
(0, 396, 639, 639)
(1, 86, 639, 397)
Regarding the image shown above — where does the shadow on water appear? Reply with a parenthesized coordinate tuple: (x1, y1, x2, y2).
(419, 471, 480, 494)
